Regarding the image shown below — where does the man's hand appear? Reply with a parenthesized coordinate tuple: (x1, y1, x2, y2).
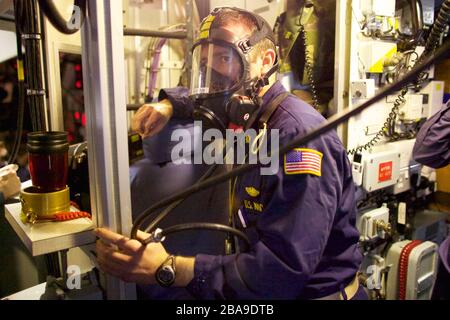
(131, 99, 173, 138)
(0, 165, 21, 199)
(95, 228, 168, 285)
(95, 228, 195, 287)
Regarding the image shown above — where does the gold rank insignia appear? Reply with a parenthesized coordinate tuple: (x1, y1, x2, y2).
(245, 187, 260, 198)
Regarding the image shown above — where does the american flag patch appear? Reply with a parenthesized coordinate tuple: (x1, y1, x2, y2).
(284, 148, 323, 177)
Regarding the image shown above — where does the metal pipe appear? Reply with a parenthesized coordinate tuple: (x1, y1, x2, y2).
(0, 16, 15, 22)
(123, 28, 187, 39)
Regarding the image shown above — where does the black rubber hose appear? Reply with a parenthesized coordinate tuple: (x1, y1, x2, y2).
(38, 0, 86, 35)
(142, 143, 234, 234)
(131, 39, 450, 240)
(143, 223, 250, 251)
(143, 164, 219, 234)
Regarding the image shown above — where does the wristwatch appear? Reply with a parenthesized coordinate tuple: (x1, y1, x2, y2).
(155, 255, 176, 287)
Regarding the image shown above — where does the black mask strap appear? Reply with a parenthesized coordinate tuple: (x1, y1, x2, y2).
(257, 92, 291, 129)
(247, 58, 280, 100)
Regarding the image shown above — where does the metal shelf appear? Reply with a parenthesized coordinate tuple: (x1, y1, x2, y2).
(4, 202, 95, 257)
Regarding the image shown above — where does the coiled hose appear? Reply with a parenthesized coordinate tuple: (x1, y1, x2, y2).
(424, 0, 450, 54)
(300, 24, 320, 111)
(347, 87, 409, 156)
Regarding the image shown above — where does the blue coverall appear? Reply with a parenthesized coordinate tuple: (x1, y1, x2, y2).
(413, 103, 450, 300)
(156, 81, 365, 299)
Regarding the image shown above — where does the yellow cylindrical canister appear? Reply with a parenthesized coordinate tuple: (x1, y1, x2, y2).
(20, 186, 70, 224)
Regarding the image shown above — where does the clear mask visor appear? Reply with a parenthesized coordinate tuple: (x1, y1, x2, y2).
(190, 42, 244, 96)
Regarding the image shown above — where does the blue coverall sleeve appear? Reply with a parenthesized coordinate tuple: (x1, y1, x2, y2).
(413, 104, 450, 168)
(186, 131, 348, 299)
(158, 87, 194, 119)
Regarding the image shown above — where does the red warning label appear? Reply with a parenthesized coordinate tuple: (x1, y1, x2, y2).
(379, 161, 393, 182)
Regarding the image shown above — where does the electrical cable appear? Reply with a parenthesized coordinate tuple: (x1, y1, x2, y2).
(424, 0, 450, 54)
(299, 24, 320, 111)
(38, 0, 86, 35)
(361, 16, 397, 41)
(23, 0, 37, 131)
(25, 0, 44, 131)
(148, 38, 168, 99)
(8, 0, 27, 164)
(31, 0, 44, 130)
(131, 39, 450, 240)
(143, 24, 185, 101)
(144, 37, 158, 100)
(347, 87, 409, 156)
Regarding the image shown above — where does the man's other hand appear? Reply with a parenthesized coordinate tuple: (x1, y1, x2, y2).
(131, 99, 173, 138)
(0, 165, 21, 199)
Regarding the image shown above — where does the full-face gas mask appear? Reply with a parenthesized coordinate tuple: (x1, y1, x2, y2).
(190, 7, 279, 132)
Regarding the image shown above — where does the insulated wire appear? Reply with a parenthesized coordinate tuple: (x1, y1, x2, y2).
(144, 24, 186, 100)
(299, 24, 320, 111)
(424, 0, 450, 54)
(23, 0, 36, 131)
(8, 0, 26, 164)
(347, 87, 409, 156)
(34, 0, 45, 130)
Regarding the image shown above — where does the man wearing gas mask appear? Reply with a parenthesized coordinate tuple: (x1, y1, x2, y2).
(96, 7, 366, 300)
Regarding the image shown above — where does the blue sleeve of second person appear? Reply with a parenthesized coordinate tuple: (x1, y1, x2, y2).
(158, 87, 194, 119)
(413, 104, 450, 168)
(186, 130, 347, 299)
